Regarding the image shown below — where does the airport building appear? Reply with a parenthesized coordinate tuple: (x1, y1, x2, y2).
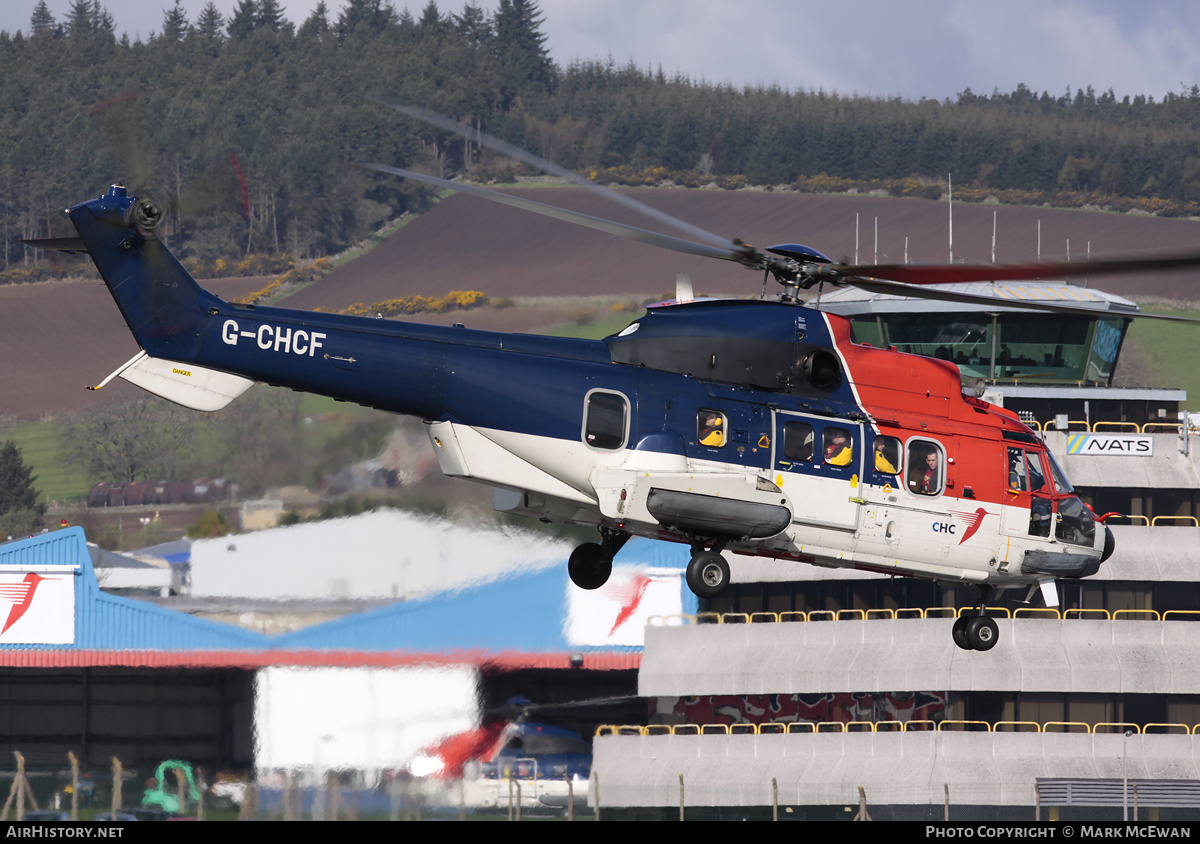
(592, 282, 1200, 820)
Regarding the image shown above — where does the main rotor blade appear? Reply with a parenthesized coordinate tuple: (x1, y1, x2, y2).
(841, 252, 1200, 286)
(373, 99, 739, 251)
(840, 276, 1200, 323)
(363, 163, 746, 264)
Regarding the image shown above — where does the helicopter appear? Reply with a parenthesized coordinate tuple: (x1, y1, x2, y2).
(29, 106, 1200, 652)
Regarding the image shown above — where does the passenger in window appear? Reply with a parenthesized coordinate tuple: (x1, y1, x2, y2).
(920, 452, 939, 493)
(698, 411, 725, 447)
(823, 430, 852, 466)
(874, 439, 898, 474)
(909, 447, 940, 495)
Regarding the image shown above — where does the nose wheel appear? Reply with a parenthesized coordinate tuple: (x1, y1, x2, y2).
(953, 586, 998, 651)
(952, 615, 998, 651)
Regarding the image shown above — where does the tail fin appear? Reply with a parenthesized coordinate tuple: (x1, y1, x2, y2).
(67, 185, 213, 362)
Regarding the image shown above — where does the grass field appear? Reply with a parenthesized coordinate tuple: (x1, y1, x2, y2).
(2, 420, 88, 505)
(1121, 300, 1200, 410)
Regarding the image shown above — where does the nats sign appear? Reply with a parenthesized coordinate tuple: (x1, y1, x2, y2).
(0, 568, 75, 644)
(1066, 434, 1153, 456)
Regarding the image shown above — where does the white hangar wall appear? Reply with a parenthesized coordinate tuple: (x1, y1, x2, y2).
(253, 664, 478, 781)
(190, 509, 570, 601)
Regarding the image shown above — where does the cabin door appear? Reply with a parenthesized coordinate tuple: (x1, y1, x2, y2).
(770, 411, 863, 531)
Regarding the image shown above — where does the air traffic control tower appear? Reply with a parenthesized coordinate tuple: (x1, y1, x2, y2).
(819, 279, 1183, 428)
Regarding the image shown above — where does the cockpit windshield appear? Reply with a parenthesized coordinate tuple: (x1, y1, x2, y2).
(1045, 450, 1074, 495)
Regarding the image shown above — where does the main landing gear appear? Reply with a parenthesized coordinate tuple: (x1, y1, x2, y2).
(685, 538, 731, 600)
(568, 529, 630, 590)
(952, 586, 999, 651)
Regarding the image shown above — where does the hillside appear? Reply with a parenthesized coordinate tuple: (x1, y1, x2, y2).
(282, 187, 1200, 309)
(4, 186, 1200, 422)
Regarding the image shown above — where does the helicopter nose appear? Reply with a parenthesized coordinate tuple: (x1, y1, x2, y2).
(1101, 524, 1116, 564)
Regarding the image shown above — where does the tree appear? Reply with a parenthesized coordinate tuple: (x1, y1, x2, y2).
(492, 0, 554, 104)
(298, 1, 330, 40)
(57, 399, 196, 484)
(335, 0, 398, 40)
(454, 2, 491, 50)
(29, 0, 56, 36)
(257, 0, 292, 34)
(66, 0, 95, 37)
(0, 441, 45, 539)
(160, 0, 189, 42)
(226, 0, 258, 40)
(194, 2, 224, 40)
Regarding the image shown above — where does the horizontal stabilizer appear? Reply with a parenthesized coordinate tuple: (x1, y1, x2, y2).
(116, 353, 255, 412)
(20, 237, 90, 255)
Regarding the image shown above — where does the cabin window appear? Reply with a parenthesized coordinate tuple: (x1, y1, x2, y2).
(873, 436, 901, 475)
(822, 427, 853, 466)
(1006, 447, 1046, 493)
(697, 410, 727, 448)
(783, 421, 815, 463)
(908, 441, 944, 496)
(583, 390, 628, 450)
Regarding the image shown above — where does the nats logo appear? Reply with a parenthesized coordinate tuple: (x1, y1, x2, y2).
(0, 570, 74, 644)
(950, 507, 991, 545)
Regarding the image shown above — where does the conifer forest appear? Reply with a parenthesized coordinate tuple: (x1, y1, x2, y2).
(7, 0, 1200, 277)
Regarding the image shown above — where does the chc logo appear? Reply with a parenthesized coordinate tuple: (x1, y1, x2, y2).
(932, 509, 992, 545)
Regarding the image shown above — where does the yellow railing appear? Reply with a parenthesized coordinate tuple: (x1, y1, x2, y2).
(1104, 514, 1150, 525)
(1013, 607, 1061, 619)
(596, 720, 1195, 737)
(1113, 609, 1161, 621)
(1092, 421, 1141, 432)
(938, 720, 992, 732)
(1064, 608, 1110, 619)
(1022, 418, 1190, 434)
(994, 721, 1042, 733)
(953, 606, 1012, 619)
(1143, 422, 1186, 434)
(648, 605, 1198, 626)
(1151, 515, 1199, 527)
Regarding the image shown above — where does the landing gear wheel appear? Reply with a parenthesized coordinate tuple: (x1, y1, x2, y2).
(965, 616, 999, 651)
(686, 551, 730, 599)
(568, 542, 612, 590)
(952, 616, 971, 650)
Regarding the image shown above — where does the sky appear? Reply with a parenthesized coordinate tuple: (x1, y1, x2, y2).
(4, 0, 1200, 104)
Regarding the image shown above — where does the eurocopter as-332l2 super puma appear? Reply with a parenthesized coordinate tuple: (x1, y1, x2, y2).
(29, 105, 1200, 651)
